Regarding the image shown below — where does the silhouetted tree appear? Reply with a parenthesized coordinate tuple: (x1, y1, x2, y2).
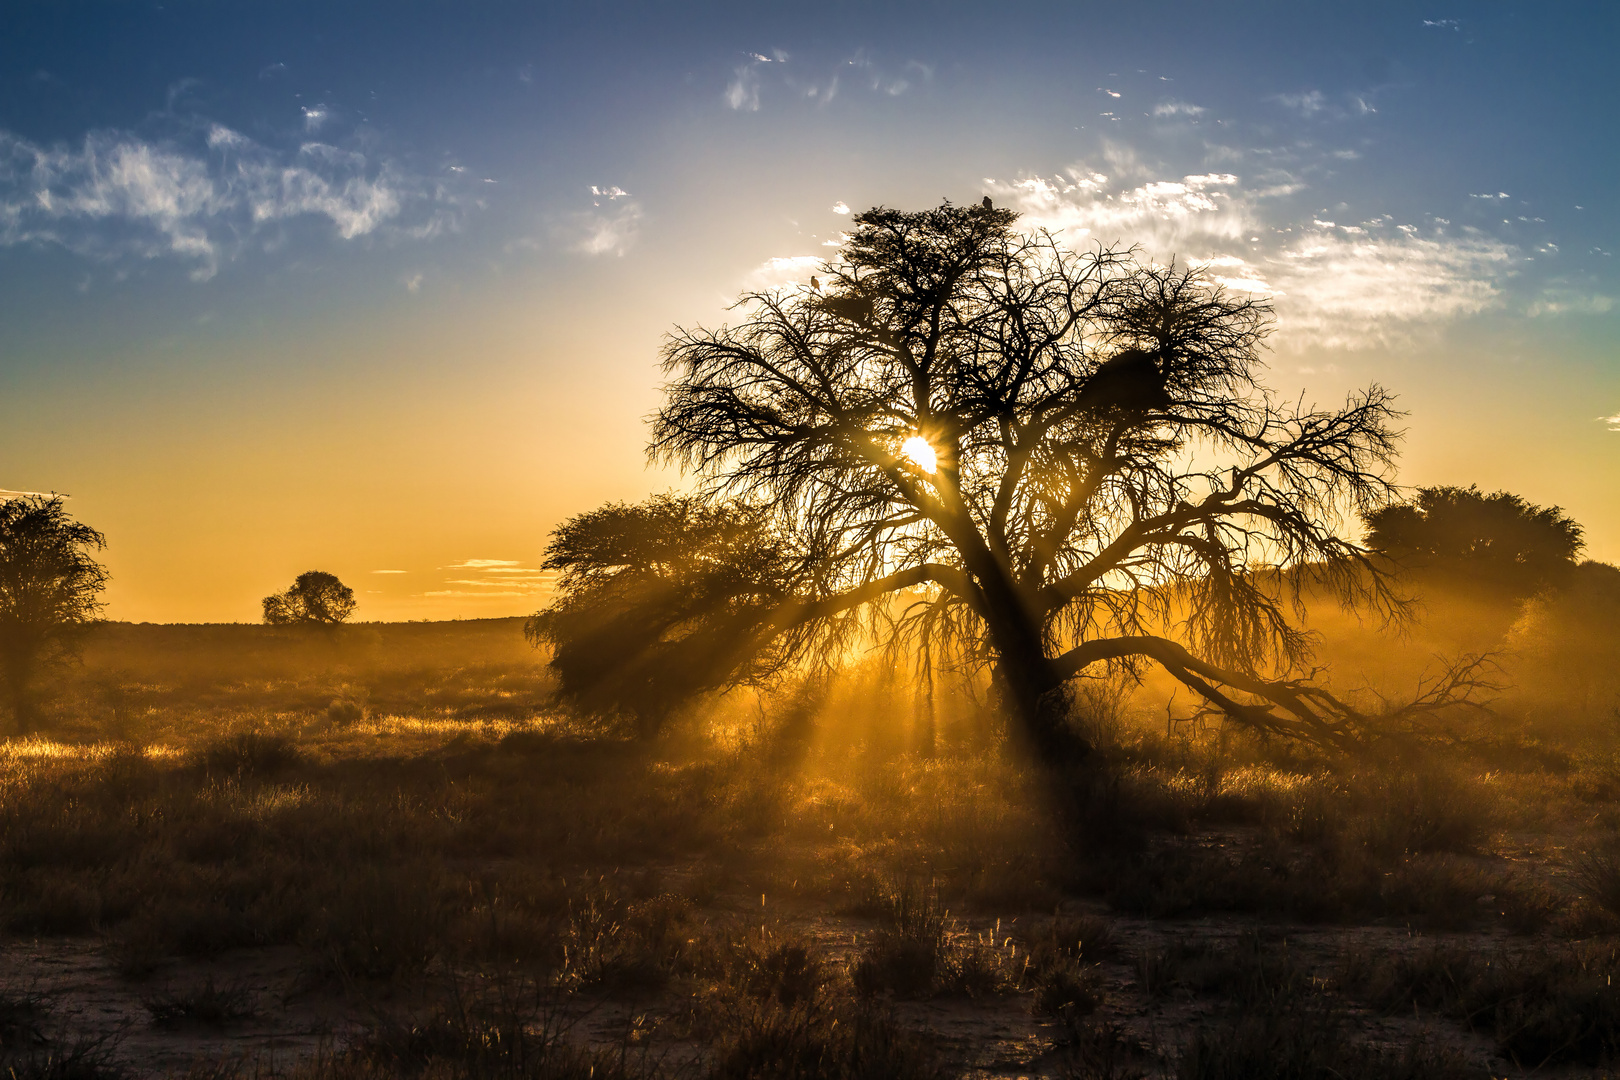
(1363, 485, 1582, 593)
(525, 495, 807, 735)
(263, 571, 356, 626)
(0, 495, 108, 730)
(535, 202, 1478, 753)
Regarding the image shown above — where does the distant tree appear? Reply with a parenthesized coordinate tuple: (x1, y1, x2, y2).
(530, 202, 1485, 755)
(1363, 485, 1582, 592)
(0, 495, 109, 731)
(263, 571, 356, 626)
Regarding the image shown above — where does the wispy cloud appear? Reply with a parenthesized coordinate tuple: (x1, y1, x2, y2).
(572, 197, 642, 257)
(1601, 413, 1620, 432)
(1152, 101, 1206, 118)
(987, 167, 1519, 350)
(746, 254, 822, 291)
(727, 51, 922, 112)
(0, 488, 55, 500)
(424, 590, 534, 598)
(370, 569, 407, 574)
(987, 169, 1249, 255)
(1526, 287, 1614, 317)
(447, 559, 524, 569)
(1274, 90, 1326, 116)
(725, 64, 762, 111)
(0, 123, 454, 279)
(1266, 220, 1514, 348)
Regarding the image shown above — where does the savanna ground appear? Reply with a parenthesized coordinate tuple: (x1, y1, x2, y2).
(3, 591, 1620, 1080)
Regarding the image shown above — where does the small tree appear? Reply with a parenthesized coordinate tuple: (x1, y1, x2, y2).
(0, 495, 109, 730)
(525, 494, 805, 735)
(263, 571, 356, 626)
(1363, 485, 1582, 593)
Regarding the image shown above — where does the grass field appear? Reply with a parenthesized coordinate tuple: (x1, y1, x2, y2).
(2, 609, 1619, 1078)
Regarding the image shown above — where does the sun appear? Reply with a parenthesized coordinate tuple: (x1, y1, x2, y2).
(900, 435, 937, 474)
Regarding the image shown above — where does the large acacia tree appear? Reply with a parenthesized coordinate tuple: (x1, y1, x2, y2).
(534, 202, 1466, 753)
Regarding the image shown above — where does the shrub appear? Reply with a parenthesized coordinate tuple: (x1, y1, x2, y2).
(143, 979, 256, 1027)
(851, 878, 946, 998)
(1347, 941, 1620, 1067)
(199, 730, 304, 777)
(309, 864, 446, 980)
(709, 998, 949, 1080)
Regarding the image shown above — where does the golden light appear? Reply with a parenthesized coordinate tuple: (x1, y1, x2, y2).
(901, 435, 937, 474)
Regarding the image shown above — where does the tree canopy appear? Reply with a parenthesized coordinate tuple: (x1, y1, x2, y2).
(532, 202, 1472, 753)
(1363, 485, 1582, 593)
(0, 494, 108, 729)
(263, 570, 357, 626)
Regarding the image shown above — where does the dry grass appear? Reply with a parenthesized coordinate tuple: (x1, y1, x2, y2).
(0, 619, 1616, 1075)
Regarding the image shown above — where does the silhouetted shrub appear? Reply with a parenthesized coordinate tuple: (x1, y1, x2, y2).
(710, 999, 949, 1080)
(199, 730, 303, 776)
(143, 979, 256, 1027)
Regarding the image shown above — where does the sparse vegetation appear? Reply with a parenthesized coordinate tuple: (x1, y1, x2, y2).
(0, 583, 1617, 1076)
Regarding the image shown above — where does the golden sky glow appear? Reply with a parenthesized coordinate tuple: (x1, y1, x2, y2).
(0, 5, 1614, 622)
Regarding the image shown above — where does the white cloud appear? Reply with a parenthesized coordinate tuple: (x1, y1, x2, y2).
(746, 255, 822, 291)
(301, 105, 329, 132)
(1527, 289, 1615, 317)
(405, 273, 423, 292)
(445, 579, 547, 588)
(986, 167, 1519, 350)
(986, 169, 1249, 256)
(1152, 101, 1205, 118)
(424, 590, 534, 598)
(832, 201, 850, 215)
(370, 569, 407, 574)
(1275, 90, 1326, 116)
(448, 559, 523, 568)
(1266, 222, 1514, 348)
(726, 65, 761, 111)
(590, 185, 630, 203)
(1601, 413, 1620, 432)
(572, 197, 642, 256)
(0, 125, 449, 278)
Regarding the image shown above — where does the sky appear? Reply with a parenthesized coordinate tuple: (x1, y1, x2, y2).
(1, 0, 1616, 623)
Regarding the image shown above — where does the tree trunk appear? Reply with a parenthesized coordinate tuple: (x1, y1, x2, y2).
(969, 568, 1090, 762)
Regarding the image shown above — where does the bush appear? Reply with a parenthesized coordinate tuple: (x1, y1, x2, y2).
(710, 999, 948, 1080)
(1347, 941, 1620, 1067)
(199, 730, 304, 777)
(851, 878, 946, 998)
(143, 979, 256, 1027)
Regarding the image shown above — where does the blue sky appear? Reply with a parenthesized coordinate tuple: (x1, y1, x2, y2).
(1, 1, 1616, 621)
